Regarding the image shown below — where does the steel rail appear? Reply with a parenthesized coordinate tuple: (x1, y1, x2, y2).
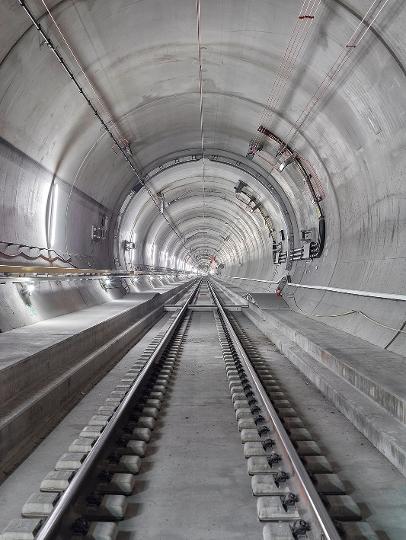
(0, 264, 197, 280)
(208, 280, 341, 540)
(36, 279, 200, 539)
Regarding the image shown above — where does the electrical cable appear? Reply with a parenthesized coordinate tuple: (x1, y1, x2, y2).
(18, 0, 198, 266)
(39, 0, 127, 147)
(282, 0, 391, 150)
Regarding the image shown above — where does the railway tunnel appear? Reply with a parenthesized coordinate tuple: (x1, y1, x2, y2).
(0, 0, 406, 538)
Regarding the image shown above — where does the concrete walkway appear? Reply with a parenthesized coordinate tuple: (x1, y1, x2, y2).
(218, 281, 406, 477)
(0, 282, 190, 480)
(233, 311, 406, 540)
(0, 293, 156, 373)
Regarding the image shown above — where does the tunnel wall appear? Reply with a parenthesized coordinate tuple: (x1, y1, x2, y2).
(0, 0, 405, 354)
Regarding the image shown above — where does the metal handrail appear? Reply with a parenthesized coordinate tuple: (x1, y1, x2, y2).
(36, 279, 200, 539)
(208, 280, 341, 540)
(288, 282, 406, 302)
(228, 275, 406, 303)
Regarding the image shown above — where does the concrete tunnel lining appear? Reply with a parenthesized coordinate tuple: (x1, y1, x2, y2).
(0, 0, 405, 352)
(1, 1, 406, 536)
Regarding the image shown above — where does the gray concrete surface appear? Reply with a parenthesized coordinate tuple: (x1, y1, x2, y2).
(0, 273, 188, 332)
(1, 0, 406, 532)
(0, 280, 191, 480)
(0, 301, 262, 538)
(0, 312, 172, 531)
(234, 311, 406, 540)
(120, 310, 261, 540)
(234, 292, 406, 424)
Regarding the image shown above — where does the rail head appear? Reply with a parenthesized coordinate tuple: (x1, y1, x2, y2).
(208, 280, 341, 540)
(36, 279, 200, 540)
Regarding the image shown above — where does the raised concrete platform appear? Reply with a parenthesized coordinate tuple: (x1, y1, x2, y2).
(0, 313, 171, 532)
(217, 279, 406, 476)
(0, 280, 193, 481)
(232, 311, 406, 540)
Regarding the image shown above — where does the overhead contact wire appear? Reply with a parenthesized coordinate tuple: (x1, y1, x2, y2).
(282, 0, 391, 150)
(39, 0, 127, 147)
(252, 0, 322, 148)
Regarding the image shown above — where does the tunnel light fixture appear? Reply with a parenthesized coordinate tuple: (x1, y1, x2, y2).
(24, 283, 35, 295)
(101, 277, 113, 290)
(150, 244, 156, 265)
(50, 184, 59, 247)
(278, 155, 295, 172)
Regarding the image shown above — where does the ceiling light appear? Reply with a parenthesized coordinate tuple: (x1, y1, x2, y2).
(103, 277, 112, 287)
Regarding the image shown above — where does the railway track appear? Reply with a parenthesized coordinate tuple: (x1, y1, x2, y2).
(1, 279, 378, 539)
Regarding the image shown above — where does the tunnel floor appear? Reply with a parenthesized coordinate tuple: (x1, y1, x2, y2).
(1, 283, 406, 539)
(119, 310, 261, 539)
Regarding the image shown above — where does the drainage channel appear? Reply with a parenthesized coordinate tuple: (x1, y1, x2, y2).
(209, 281, 379, 540)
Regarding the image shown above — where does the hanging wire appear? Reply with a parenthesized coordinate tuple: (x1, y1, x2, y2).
(289, 295, 406, 341)
(39, 0, 128, 148)
(251, 0, 323, 150)
(280, 0, 391, 151)
(196, 0, 207, 226)
(18, 0, 197, 264)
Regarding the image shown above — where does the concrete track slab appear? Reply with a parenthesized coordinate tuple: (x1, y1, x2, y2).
(0, 293, 157, 370)
(119, 311, 261, 540)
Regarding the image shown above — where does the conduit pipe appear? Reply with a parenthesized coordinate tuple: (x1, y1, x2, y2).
(229, 276, 406, 302)
(230, 276, 279, 284)
(287, 282, 406, 302)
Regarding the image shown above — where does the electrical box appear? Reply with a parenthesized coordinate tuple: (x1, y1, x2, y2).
(91, 214, 109, 241)
(124, 240, 136, 251)
(301, 229, 314, 242)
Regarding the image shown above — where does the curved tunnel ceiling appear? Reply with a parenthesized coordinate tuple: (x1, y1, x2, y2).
(1, 0, 405, 348)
